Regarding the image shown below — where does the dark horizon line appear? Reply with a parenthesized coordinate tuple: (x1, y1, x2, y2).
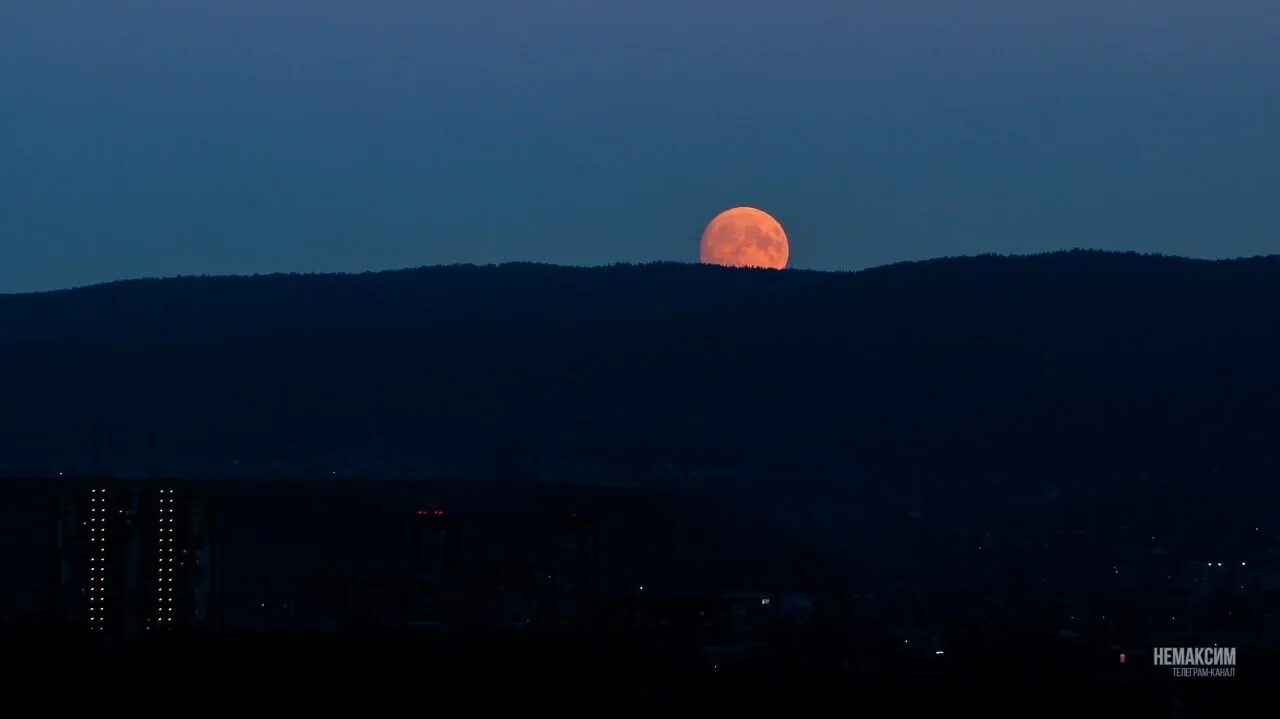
(6, 247, 1280, 298)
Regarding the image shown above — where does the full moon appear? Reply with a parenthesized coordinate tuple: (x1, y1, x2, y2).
(699, 206, 789, 270)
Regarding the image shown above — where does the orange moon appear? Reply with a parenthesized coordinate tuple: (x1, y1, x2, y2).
(699, 207, 789, 269)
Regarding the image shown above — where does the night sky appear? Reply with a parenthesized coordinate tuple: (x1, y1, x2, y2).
(2, 1, 1277, 293)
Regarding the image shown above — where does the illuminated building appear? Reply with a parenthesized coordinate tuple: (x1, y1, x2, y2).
(53, 480, 215, 636)
(56, 483, 125, 634)
(142, 484, 216, 634)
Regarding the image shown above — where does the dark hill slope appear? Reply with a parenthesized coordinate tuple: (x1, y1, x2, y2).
(2, 252, 1279, 479)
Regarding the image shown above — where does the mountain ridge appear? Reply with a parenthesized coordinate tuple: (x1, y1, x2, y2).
(3, 250, 1279, 480)
(8, 248, 1279, 298)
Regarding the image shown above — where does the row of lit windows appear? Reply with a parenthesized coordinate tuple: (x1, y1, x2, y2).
(158, 487, 174, 574)
(89, 489, 107, 631)
(158, 488, 177, 626)
(155, 494, 177, 628)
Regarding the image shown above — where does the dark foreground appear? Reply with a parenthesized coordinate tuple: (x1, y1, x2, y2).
(5, 624, 1271, 713)
(3, 474, 1278, 713)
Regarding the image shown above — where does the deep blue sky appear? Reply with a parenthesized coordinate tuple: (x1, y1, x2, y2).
(2, 1, 1277, 292)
